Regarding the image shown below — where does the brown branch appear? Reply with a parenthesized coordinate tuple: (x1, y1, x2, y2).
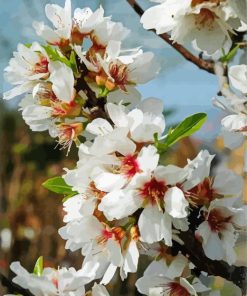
(75, 57, 108, 120)
(175, 230, 247, 295)
(126, 0, 215, 74)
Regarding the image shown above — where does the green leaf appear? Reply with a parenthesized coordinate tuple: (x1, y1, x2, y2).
(43, 45, 71, 67)
(42, 176, 77, 196)
(69, 51, 79, 74)
(156, 113, 207, 153)
(33, 256, 43, 276)
(25, 43, 32, 48)
(220, 44, 240, 64)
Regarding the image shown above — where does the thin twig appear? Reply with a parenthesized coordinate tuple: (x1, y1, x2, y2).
(126, 0, 215, 74)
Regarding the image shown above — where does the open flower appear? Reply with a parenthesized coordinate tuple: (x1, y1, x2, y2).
(99, 164, 189, 244)
(33, 0, 72, 46)
(72, 6, 105, 44)
(187, 168, 243, 206)
(141, 0, 239, 55)
(136, 253, 209, 295)
(87, 99, 165, 144)
(77, 40, 159, 92)
(213, 64, 247, 149)
(196, 198, 247, 264)
(9, 261, 89, 296)
(3, 42, 49, 100)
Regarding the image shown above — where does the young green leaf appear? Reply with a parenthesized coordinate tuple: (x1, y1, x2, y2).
(33, 256, 43, 276)
(220, 44, 240, 64)
(43, 45, 71, 67)
(42, 176, 77, 196)
(156, 113, 207, 153)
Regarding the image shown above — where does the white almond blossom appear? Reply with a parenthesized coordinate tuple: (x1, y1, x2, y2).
(3, 42, 49, 100)
(59, 214, 139, 284)
(18, 61, 80, 145)
(182, 150, 215, 191)
(141, 0, 240, 55)
(8, 261, 89, 296)
(196, 198, 247, 265)
(98, 164, 189, 244)
(63, 141, 121, 194)
(214, 64, 247, 149)
(75, 40, 159, 92)
(136, 253, 209, 295)
(92, 145, 159, 192)
(33, 0, 72, 46)
(91, 18, 130, 47)
(72, 6, 105, 37)
(186, 167, 243, 206)
(87, 99, 165, 144)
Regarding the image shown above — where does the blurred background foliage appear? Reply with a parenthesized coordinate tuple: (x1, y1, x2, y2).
(0, 0, 246, 295)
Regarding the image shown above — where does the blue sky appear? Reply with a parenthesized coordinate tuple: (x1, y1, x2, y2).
(0, 0, 224, 142)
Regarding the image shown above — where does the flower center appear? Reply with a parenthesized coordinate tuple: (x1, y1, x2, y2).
(34, 56, 49, 74)
(207, 208, 232, 232)
(194, 8, 216, 30)
(188, 177, 217, 206)
(57, 122, 83, 154)
(165, 281, 190, 296)
(109, 61, 129, 91)
(139, 178, 167, 205)
(121, 155, 141, 178)
(98, 227, 125, 245)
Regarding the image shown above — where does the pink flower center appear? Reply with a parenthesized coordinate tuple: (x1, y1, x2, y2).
(52, 277, 58, 289)
(165, 281, 190, 296)
(139, 177, 167, 205)
(207, 208, 232, 232)
(109, 61, 129, 91)
(121, 155, 141, 178)
(102, 229, 113, 240)
(34, 56, 49, 74)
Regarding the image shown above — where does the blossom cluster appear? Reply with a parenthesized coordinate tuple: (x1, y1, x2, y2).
(141, 0, 247, 148)
(4, 0, 158, 153)
(3, 0, 247, 295)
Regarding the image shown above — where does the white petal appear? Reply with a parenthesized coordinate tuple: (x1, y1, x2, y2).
(155, 165, 187, 185)
(123, 241, 139, 274)
(98, 190, 142, 221)
(213, 169, 243, 197)
(139, 206, 172, 245)
(229, 64, 247, 94)
(106, 103, 129, 128)
(93, 171, 126, 192)
(100, 263, 117, 285)
(49, 61, 74, 102)
(166, 254, 187, 279)
(3, 81, 36, 100)
(86, 118, 113, 135)
(106, 238, 123, 266)
(92, 283, 110, 296)
(137, 145, 159, 172)
(165, 187, 188, 218)
(203, 232, 224, 261)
